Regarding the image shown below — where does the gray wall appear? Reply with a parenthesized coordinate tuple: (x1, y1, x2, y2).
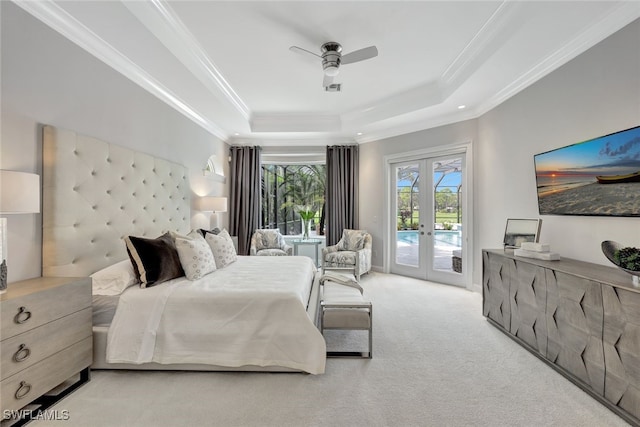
(361, 18, 640, 288)
(1, 3, 228, 282)
(359, 119, 478, 272)
(475, 17, 639, 286)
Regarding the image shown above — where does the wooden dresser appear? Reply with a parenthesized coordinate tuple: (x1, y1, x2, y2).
(483, 249, 640, 426)
(1, 277, 92, 417)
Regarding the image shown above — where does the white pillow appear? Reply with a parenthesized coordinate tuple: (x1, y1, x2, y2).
(205, 229, 238, 269)
(174, 231, 217, 280)
(90, 260, 138, 295)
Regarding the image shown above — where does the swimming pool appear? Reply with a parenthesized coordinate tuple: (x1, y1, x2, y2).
(397, 230, 461, 248)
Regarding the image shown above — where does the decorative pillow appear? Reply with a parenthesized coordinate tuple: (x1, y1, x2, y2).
(205, 229, 237, 269)
(90, 259, 138, 295)
(174, 232, 217, 280)
(124, 232, 185, 288)
(254, 229, 284, 251)
(341, 229, 368, 251)
(198, 227, 221, 238)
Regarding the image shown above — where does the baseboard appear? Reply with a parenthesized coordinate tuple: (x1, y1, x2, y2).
(469, 282, 482, 293)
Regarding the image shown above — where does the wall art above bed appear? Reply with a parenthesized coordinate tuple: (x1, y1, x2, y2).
(534, 125, 640, 217)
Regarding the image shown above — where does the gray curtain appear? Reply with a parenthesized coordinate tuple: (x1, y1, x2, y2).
(229, 146, 262, 255)
(326, 145, 359, 246)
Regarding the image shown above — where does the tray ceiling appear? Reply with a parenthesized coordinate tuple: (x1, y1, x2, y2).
(15, 1, 640, 145)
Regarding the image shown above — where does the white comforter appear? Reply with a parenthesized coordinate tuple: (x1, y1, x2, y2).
(106, 256, 326, 374)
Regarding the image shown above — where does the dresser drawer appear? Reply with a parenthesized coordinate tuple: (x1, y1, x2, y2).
(1, 337, 92, 413)
(1, 277, 91, 339)
(1, 308, 92, 381)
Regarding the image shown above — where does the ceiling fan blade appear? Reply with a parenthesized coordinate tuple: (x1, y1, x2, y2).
(323, 74, 334, 87)
(289, 45, 321, 59)
(341, 46, 378, 65)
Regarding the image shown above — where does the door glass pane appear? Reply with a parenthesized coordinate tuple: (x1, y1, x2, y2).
(432, 157, 463, 273)
(396, 163, 420, 267)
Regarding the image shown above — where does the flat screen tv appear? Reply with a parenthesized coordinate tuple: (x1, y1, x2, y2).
(534, 125, 640, 217)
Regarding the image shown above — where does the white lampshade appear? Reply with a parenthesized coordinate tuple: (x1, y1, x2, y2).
(198, 196, 227, 213)
(0, 171, 40, 214)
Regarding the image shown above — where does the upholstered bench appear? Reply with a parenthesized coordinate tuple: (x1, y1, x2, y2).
(319, 270, 372, 358)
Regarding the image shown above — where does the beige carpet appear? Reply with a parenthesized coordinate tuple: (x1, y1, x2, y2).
(34, 272, 628, 426)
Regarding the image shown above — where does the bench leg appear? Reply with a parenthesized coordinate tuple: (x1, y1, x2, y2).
(321, 305, 372, 359)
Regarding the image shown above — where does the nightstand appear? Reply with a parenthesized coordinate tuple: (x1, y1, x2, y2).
(1, 277, 92, 424)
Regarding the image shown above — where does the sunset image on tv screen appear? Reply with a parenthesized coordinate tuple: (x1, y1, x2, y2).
(534, 125, 640, 216)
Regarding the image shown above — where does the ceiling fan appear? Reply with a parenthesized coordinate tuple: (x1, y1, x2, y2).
(289, 41, 378, 89)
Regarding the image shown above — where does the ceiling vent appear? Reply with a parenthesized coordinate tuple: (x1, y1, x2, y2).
(325, 83, 341, 92)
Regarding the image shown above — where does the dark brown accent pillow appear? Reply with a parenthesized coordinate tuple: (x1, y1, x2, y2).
(124, 232, 185, 288)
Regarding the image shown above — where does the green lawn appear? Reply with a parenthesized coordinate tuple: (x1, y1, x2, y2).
(397, 211, 461, 229)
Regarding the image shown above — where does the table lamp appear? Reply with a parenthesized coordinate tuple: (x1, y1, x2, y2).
(197, 196, 227, 230)
(0, 171, 41, 293)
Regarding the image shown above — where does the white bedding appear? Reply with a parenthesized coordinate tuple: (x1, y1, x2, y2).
(106, 256, 326, 374)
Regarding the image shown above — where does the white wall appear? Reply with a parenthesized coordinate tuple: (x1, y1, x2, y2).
(0, 3, 229, 282)
(361, 18, 640, 289)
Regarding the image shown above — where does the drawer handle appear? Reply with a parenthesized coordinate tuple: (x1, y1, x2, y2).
(13, 344, 31, 363)
(15, 381, 31, 400)
(14, 307, 32, 324)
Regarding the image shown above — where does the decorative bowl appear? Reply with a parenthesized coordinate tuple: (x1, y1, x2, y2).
(601, 240, 640, 285)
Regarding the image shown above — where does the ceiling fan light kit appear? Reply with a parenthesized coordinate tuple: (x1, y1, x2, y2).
(290, 41, 378, 89)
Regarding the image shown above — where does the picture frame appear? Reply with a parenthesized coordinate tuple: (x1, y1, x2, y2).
(503, 218, 542, 248)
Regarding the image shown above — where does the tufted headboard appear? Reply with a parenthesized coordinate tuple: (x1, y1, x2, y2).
(42, 125, 191, 277)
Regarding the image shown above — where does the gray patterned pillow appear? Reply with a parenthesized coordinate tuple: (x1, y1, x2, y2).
(254, 229, 284, 251)
(341, 229, 368, 251)
(205, 229, 237, 268)
(174, 231, 217, 280)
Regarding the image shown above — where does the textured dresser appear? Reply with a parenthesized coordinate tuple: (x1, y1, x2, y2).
(483, 249, 640, 426)
(1, 277, 92, 416)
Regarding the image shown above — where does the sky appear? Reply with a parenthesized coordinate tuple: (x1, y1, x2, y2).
(535, 125, 640, 176)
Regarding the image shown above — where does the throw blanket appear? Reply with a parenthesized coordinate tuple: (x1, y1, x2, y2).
(106, 256, 326, 374)
(320, 271, 363, 294)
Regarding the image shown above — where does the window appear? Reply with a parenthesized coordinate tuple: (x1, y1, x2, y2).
(261, 164, 326, 236)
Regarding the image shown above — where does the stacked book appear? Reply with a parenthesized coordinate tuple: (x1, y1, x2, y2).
(514, 242, 560, 261)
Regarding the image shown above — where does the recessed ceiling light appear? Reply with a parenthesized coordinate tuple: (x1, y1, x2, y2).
(234, 132, 240, 136)
(457, 105, 466, 110)
(357, 132, 363, 136)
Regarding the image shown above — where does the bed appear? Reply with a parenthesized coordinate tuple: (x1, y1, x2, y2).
(42, 125, 326, 374)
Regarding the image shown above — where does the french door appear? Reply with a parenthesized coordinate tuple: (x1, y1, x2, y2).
(389, 153, 468, 287)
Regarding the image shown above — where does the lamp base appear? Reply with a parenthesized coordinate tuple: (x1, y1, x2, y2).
(209, 212, 220, 231)
(0, 258, 7, 294)
(1, 218, 6, 293)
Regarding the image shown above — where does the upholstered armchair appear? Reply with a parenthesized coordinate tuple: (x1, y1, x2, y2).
(322, 229, 372, 280)
(250, 229, 292, 256)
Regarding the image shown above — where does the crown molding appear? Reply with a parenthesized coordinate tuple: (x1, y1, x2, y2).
(13, 0, 229, 141)
(476, 1, 640, 119)
(440, 1, 520, 91)
(250, 113, 341, 133)
(342, 80, 444, 128)
(356, 109, 480, 145)
(123, 0, 250, 120)
(230, 135, 355, 147)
